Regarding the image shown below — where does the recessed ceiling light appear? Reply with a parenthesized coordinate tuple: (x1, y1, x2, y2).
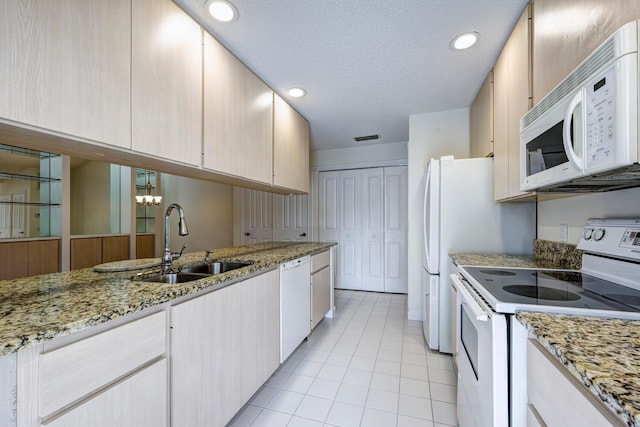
(450, 32, 480, 50)
(207, 0, 238, 23)
(288, 87, 307, 98)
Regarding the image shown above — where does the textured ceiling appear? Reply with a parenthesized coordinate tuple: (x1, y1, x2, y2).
(174, 0, 528, 151)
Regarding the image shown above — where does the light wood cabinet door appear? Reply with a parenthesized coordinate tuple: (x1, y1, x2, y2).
(0, 0, 131, 148)
(273, 94, 310, 193)
(203, 33, 274, 184)
(532, 0, 640, 104)
(28, 240, 60, 276)
(171, 284, 242, 427)
(136, 234, 155, 259)
(241, 270, 280, 403)
(493, 5, 532, 201)
(311, 266, 331, 330)
(527, 339, 624, 427)
(70, 237, 102, 270)
(0, 241, 29, 280)
(0, 240, 60, 280)
(470, 72, 494, 158)
(131, 0, 203, 166)
(44, 359, 167, 427)
(102, 235, 129, 263)
(39, 311, 166, 418)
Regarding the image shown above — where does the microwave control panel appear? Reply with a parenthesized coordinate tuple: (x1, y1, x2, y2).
(585, 66, 616, 167)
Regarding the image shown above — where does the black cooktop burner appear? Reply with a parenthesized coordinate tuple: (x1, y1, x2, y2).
(461, 266, 640, 313)
(503, 285, 581, 301)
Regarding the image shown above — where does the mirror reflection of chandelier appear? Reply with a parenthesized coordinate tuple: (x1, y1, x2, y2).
(135, 171, 162, 206)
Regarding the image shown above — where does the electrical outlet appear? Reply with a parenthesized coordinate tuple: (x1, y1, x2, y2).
(561, 224, 568, 242)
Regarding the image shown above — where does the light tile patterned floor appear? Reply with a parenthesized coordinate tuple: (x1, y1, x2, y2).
(229, 290, 458, 427)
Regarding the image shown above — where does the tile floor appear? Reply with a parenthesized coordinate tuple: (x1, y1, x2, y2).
(229, 290, 458, 427)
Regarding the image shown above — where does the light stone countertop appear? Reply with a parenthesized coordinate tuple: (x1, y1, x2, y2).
(517, 312, 640, 427)
(451, 239, 583, 270)
(450, 253, 537, 268)
(0, 241, 335, 357)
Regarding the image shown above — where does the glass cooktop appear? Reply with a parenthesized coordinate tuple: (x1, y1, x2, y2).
(460, 266, 640, 314)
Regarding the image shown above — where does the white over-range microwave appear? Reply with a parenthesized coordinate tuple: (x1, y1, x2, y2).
(520, 19, 640, 193)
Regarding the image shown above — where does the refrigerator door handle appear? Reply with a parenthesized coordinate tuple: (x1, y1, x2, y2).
(423, 159, 440, 273)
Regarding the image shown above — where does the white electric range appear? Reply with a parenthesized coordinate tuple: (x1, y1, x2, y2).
(451, 218, 640, 427)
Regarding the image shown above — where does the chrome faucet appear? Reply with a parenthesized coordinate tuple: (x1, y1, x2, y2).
(162, 203, 189, 271)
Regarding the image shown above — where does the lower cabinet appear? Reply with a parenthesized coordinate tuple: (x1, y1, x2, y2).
(171, 269, 280, 427)
(0, 239, 60, 280)
(70, 235, 130, 270)
(241, 271, 280, 402)
(311, 251, 331, 330)
(527, 339, 623, 427)
(9, 266, 297, 427)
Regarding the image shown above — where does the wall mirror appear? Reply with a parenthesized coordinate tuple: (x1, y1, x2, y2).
(0, 144, 62, 239)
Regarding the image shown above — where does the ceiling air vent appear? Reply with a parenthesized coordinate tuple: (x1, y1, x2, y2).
(354, 134, 380, 142)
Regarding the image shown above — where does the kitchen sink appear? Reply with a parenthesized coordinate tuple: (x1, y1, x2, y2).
(180, 260, 255, 275)
(141, 272, 211, 284)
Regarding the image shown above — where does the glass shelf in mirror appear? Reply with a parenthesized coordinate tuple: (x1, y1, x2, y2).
(0, 144, 62, 239)
(136, 169, 159, 233)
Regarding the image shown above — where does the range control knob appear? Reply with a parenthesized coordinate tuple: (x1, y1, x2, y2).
(582, 228, 594, 240)
(593, 228, 606, 241)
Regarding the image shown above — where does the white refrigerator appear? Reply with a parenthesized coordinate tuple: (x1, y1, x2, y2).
(422, 156, 535, 353)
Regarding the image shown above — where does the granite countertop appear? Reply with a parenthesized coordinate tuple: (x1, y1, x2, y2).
(517, 312, 640, 427)
(450, 253, 537, 268)
(451, 239, 584, 270)
(0, 241, 335, 357)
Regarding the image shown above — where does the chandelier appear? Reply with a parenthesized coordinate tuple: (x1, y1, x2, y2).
(135, 170, 162, 206)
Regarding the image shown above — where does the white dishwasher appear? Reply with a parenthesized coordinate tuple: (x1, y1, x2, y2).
(280, 256, 311, 363)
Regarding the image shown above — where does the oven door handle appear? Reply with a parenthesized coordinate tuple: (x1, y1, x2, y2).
(450, 274, 489, 322)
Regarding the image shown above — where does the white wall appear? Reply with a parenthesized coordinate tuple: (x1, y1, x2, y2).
(70, 161, 112, 235)
(159, 175, 233, 254)
(538, 187, 640, 244)
(407, 108, 470, 320)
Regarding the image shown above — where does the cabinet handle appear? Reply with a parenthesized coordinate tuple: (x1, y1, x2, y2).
(245, 232, 251, 236)
(300, 232, 307, 237)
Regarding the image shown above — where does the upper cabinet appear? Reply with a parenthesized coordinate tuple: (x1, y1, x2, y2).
(273, 94, 310, 193)
(469, 72, 494, 158)
(493, 5, 533, 201)
(0, 0, 131, 149)
(532, 0, 640, 104)
(131, 0, 203, 166)
(203, 33, 274, 185)
(0, 0, 310, 194)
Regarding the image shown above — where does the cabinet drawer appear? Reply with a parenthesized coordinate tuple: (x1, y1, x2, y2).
(527, 339, 623, 427)
(39, 311, 166, 418)
(43, 359, 167, 427)
(311, 251, 330, 273)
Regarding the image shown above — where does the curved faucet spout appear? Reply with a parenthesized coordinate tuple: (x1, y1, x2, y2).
(163, 203, 189, 271)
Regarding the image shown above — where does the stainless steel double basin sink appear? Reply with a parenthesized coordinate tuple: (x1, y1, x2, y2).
(141, 261, 255, 284)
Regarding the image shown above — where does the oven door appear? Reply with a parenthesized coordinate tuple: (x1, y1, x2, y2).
(451, 274, 508, 427)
